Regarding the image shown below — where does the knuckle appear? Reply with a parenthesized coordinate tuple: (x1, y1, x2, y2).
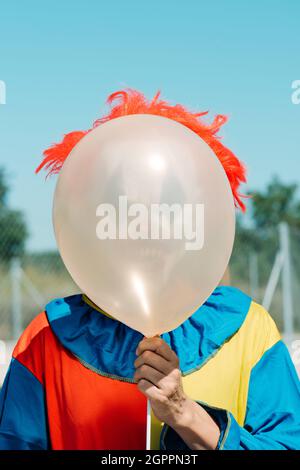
(172, 369, 182, 381)
(137, 380, 144, 391)
(143, 350, 151, 361)
(173, 350, 179, 361)
(140, 364, 148, 374)
(173, 355, 179, 367)
(159, 394, 169, 405)
(133, 370, 140, 381)
(139, 339, 146, 349)
(133, 358, 139, 368)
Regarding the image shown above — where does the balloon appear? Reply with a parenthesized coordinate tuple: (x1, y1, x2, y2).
(53, 114, 235, 337)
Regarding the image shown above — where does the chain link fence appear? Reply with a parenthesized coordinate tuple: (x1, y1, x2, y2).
(230, 223, 300, 337)
(0, 224, 299, 342)
(0, 253, 77, 341)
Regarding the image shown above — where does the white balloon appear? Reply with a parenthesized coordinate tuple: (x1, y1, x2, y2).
(53, 114, 235, 336)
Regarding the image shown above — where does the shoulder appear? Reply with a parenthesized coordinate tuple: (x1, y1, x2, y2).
(12, 311, 57, 383)
(246, 301, 281, 348)
(11, 294, 84, 383)
(13, 312, 49, 355)
(239, 300, 281, 368)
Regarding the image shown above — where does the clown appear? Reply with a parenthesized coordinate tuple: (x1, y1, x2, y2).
(0, 90, 300, 450)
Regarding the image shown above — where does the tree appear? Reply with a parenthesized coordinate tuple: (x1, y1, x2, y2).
(230, 177, 300, 289)
(0, 168, 28, 261)
(251, 177, 300, 232)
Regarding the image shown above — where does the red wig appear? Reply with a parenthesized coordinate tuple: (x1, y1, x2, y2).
(36, 89, 247, 211)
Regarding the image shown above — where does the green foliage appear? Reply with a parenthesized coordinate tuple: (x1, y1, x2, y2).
(251, 177, 300, 232)
(0, 168, 9, 209)
(233, 178, 300, 267)
(230, 177, 300, 330)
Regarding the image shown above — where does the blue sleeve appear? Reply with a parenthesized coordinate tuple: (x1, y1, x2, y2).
(0, 358, 49, 450)
(161, 341, 300, 450)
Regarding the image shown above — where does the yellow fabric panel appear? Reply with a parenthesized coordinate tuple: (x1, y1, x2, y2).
(150, 410, 164, 450)
(151, 301, 281, 449)
(82, 294, 115, 319)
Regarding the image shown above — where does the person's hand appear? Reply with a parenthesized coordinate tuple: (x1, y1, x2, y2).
(134, 336, 220, 450)
(134, 336, 186, 428)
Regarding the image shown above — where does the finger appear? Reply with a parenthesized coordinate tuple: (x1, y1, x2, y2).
(134, 364, 165, 388)
(137, 379, 162, 401)
(136, 337, 174, 362)
(134, 350, 171, 375)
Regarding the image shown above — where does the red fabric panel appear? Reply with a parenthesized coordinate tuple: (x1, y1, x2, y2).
(12, 312, 147, 449)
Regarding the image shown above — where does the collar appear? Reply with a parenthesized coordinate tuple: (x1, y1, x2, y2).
(82, 294, 114, 319)
(46, 286, 251, 381)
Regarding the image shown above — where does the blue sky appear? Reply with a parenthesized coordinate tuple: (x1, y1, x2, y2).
(0, 0, 299, 251)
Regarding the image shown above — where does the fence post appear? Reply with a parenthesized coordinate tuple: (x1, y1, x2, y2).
(262, 250, 283, 311)
(249, 252, 259, 300)
(10, 257, 22, 339)
(279, 222, 294, 345)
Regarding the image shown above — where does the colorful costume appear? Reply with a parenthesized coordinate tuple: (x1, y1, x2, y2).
(0, 287, 300, 450)
(1, 90, 299, 450)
